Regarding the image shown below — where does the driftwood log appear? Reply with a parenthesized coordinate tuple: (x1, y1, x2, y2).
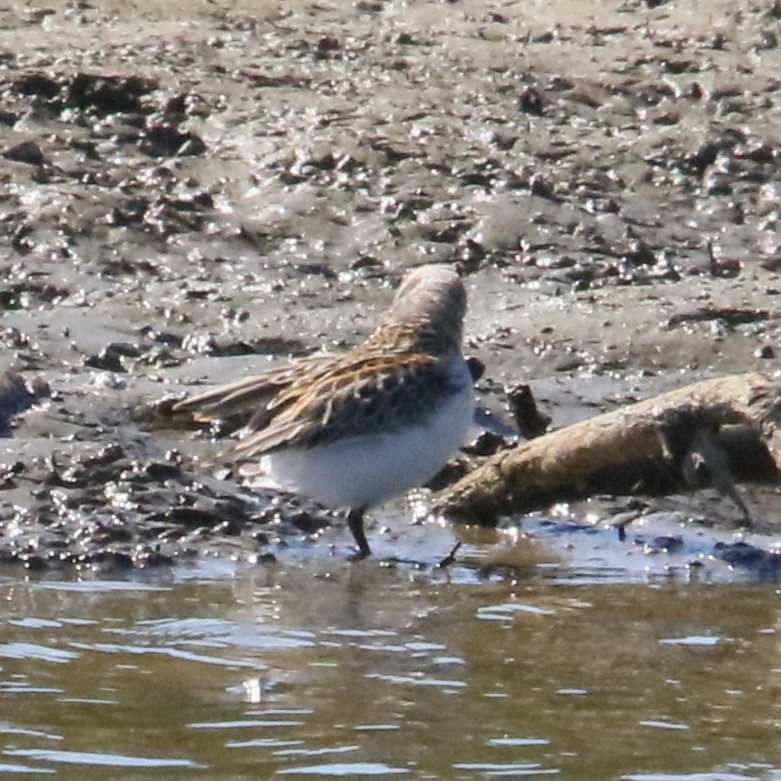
(438, 372, 781, 525)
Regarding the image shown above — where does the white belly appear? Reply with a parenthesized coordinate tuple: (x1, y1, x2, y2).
(261, 380, 475, 510)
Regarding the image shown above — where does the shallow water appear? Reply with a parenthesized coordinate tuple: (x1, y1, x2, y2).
(1, 547, 780, 781)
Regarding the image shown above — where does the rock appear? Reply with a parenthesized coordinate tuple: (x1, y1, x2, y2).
(3, 140, 45, 165)
(64, 73, 158, 114)
(139, 124, 207, 157)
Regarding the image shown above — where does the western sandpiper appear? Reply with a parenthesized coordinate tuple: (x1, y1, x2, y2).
(173, 264, 475, 556)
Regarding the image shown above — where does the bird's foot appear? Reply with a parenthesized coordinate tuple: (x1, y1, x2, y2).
(348, 547, 372, 561)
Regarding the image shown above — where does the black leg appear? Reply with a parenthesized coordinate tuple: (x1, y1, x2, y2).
(347, 508, 371, 557)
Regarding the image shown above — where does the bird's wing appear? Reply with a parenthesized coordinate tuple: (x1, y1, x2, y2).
(170, 353, 341, 424)
(229, 351, 461, 461)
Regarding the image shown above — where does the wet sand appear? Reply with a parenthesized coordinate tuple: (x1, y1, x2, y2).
(0, 0, 779, 573)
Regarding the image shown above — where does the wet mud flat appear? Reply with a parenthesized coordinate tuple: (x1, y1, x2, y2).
(0, 0, 780, 576)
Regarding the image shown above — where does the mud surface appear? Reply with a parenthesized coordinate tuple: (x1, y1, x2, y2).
(1, 0, 780, 574)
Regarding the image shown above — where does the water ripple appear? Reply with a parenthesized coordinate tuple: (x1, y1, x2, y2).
(365, 673, 466, 688)
(0, 643, 79, 664)
(0, 761, 54, 775)
(4, 749, 198, 768)
(68, 641, 263, 668)
(453, 762, 559, 777)
(277, 762, 409, 776)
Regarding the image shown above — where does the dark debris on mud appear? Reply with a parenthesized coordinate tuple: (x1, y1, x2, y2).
(0, 435, 338, 573)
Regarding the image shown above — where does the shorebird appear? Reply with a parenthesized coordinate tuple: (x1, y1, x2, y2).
(172, 264, 475, 556)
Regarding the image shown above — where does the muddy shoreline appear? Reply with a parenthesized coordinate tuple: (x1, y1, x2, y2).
(1, 0, 779, 575)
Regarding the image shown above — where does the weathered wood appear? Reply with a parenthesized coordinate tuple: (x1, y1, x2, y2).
(438, 372, 781, 525)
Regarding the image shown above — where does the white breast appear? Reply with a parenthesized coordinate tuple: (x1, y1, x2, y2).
(261, 371, 475, 510)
